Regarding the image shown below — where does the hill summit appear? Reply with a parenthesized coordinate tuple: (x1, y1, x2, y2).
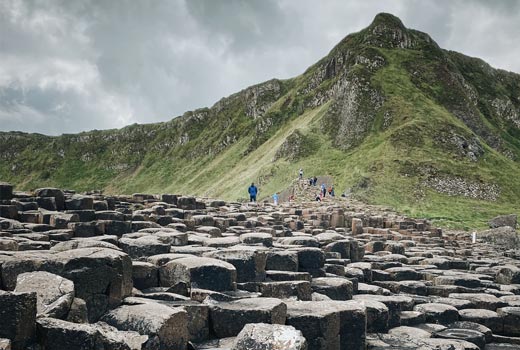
(1, 13, 519, 228)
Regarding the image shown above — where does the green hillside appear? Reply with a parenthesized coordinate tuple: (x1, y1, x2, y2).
(1, 13, 519, 229)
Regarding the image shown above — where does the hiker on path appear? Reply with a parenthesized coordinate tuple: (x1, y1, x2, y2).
(313, 176, 318, 186)
(299, 168, 303, 180)
(272, 192, 279, 206)
(321, 183, 327, 197)
(248, 183, 258, 202)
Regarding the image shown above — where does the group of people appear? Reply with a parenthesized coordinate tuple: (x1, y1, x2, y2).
(248, 169, 335, 205)
(316, 182, 334, 201)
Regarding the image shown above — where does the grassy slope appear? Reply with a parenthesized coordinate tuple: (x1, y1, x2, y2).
(354, 48, 520, 229)
(1, 22, 519, 229)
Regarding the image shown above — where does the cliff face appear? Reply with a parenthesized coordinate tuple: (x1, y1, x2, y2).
(1, 13, 519, 228)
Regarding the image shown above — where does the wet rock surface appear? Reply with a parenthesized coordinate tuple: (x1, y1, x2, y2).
(0, 182, 519, 349)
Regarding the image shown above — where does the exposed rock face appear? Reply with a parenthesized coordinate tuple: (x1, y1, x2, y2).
(489, 214, 517, 229)
(422, 176, 500, 200)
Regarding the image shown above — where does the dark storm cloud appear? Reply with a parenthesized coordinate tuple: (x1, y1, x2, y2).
(0, 0, 518, 135)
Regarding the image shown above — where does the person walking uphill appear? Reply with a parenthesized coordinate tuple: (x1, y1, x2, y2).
(272, 192, 279, 206)
(248, 183, 258, 202)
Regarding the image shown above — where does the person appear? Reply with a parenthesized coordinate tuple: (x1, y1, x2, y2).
(321, 183, 326, 197)
(313, 176, 318, 186)
(272, 192, 279, 206)
(330, 185, 335, 197)
(308, 177, 313, 186)
(248, 183, 258, 202)
(299, 168, 303, 180)
(315, 193, 321, 201)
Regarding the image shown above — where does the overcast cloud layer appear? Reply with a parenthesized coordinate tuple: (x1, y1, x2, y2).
(1, 0, 519, 135)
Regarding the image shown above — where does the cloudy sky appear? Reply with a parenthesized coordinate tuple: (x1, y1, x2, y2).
(1, 0, 519, 135)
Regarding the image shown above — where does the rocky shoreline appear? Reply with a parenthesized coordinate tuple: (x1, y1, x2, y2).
(0, 181, 519, 350)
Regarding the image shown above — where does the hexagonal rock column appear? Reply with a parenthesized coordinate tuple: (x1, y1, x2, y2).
(159, 257, 237, 291)
(354, 295, 414, 328)
(320, 300, 367, 350)
(497, 307, 520, 336)
(0, 290, 37, 350)
(119, 236, 170, 259)
(357, 299, 390, 332)
(311, 277, 353, 300)
(204, 248, 267, 283)
(34, 188, 66, 210)
(0, 182, 13, 200)
(290, 248, 325, 276)
(414, 303, 459, 324)
(1, 248, 133, 322)
(285, 301, 341, 350)
(265, 250, 299, 272)
(458, 309, 503, 333)
(209, 298, 287, 338)
(36, 317, 147, 350)
(101, 302, 188, 350)
(14, 271, 74, 319)
(232, 323, 307, 350)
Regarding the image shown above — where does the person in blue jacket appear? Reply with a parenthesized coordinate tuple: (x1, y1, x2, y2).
(248, 183, 258, 202)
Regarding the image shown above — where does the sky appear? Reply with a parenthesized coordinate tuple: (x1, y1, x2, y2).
(1, 0, 519, 135)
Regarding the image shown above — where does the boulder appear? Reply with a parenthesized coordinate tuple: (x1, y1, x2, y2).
(204, 248, 266, 283)
(497, 307, 520, 336)
(101, 302, 188, 350)
(1, 248, 133, 322)
(159, 257, 237, 291)
(414, 303, 459, 324)
(489, 214, 517, 229)
(36, 317, 147, 350)
(240, 232, 273, 247)
(0, 290, 36, 350)
(15, 271, 74, 319)
(320, 300, 367, 350)
(209, 297, 287, 338)
(311, 277, 353, 300)
(285, 301, 340, 350)
(265, 251, 298, 272)
(458, 309, 503, 333)
(259, 281, 312, 301)
(65, 195, 94, 211)
(0, 182, 13, 200)
(119, 237, 170, 259)
(35, 188, 65, 211)
(232, 323, 307, 350)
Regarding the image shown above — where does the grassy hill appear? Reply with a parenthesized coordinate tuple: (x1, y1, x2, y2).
(1, 13, 519, 229)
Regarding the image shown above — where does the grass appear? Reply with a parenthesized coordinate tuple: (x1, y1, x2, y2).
(1, 22, 519, 230)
